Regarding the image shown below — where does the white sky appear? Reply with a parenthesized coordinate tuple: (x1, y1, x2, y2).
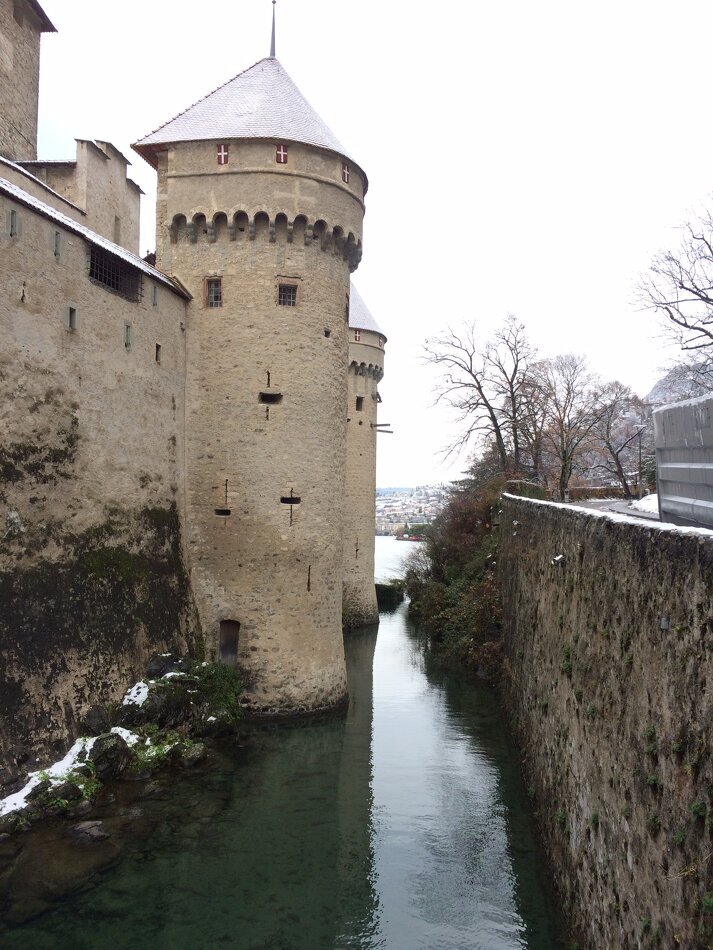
(35, 0, 713, 487)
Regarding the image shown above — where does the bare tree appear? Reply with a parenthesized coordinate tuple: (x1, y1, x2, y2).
(589, 382, 647, 497)
(641, 211, 713, 383)
(541, 354, 604, 499)
(424, 316, 539, 473)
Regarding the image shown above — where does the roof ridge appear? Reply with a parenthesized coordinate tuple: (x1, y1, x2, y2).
(136, 57, 272, 145)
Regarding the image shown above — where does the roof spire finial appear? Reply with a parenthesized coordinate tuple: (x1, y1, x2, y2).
(270, 0, 276, 58)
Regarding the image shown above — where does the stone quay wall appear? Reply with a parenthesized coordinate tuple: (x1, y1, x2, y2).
(500, 494, 713, 948)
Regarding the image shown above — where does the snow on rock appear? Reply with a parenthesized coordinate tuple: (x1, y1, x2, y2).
(122, 681, 149, 706)
(110, 727, 140, 747)
(162, 671, 186, 679)
(0, 736, 97, 817)
(630, 493, 659, 514)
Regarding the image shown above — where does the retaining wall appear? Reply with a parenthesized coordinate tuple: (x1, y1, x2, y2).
(500, 494, 713, 948)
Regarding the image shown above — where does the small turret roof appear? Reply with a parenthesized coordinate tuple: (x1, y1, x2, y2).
(349, 284, 385, 339)
(132, 57, 365, 186)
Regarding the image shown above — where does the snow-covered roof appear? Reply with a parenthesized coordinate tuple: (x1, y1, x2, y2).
(349, 283, 385, 339)
(133, 57, 366, 186)
(0, 176, 189, 298)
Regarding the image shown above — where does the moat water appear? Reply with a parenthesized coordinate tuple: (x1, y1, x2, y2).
(1, 537, 561, 948)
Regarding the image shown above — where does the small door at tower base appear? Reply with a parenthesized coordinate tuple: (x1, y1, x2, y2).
(219, 619, 240, 665)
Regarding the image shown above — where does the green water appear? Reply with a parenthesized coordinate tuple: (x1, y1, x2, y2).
(1, 541, 561, 948)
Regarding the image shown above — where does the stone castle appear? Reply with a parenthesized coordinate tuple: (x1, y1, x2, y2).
(0, 0, 385, 770)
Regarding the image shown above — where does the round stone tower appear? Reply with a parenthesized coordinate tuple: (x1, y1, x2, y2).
(133, 55, 366, 713)
(343, 286, 385, 627)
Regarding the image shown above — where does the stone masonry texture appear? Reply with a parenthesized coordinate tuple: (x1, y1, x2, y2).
(343, 330, 383, 626)
(0, 0, 41, 161)
(0, 192, 199, 775)
(500, 494, 713, 948)
(157, 137, 366, 713)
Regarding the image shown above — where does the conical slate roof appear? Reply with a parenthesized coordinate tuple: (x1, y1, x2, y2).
(349, 283, 385, 340)
(133, 57, 364, 182)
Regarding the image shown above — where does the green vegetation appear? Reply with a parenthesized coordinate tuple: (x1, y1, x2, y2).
(690, 800, 707, 820)
(404, 476, 504, 679)
(192, 662, 244, 723)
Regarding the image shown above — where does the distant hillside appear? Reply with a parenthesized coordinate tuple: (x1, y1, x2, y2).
(644, 366, 711, 406)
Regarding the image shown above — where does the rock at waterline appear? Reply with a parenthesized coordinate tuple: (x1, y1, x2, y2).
(87, 733, 130, 779)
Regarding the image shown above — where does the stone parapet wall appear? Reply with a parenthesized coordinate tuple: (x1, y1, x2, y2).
(500, 495, 713, 948)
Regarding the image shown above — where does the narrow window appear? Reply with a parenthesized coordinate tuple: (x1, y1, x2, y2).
(67, 306, 77, 332)
(276, 144, 288, 164)
(155, 343, 162, 364)
(345, 294, 350, 322)
(124, 323, 132, 351)
(113, 216, 121, 244)
(53, 231, 61, 259)
(214, 507, 231, 516)
(278, 284, 297, 307)
(259, 392, 283, 404)
(342, 163, 350, 183)
(356, 396, 364, 412)
(218, 619, 240, 665)
(217, 143, 229, 165)
(354, 329, 361, 342)
(152, 284, 158, 307)
(378, 335, 384, 347)
(280, 494, 301, 505)
(205, 277, 222, 308)
(9, 209, 18, 237)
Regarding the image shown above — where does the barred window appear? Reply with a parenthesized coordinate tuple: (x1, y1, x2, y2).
(342, 163, 350, 183)
(89, 247, 143, 302)
(205, 277, 222, 308)
(278, 284, 297, 307)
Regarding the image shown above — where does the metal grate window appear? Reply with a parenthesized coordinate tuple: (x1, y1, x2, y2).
(89, 247, 143, 302)
(278, 284, 297, 307)
(206, 277, 222, 308)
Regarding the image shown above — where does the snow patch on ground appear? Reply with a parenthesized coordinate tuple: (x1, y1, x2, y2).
(122, 681, 149, 706)
(630, 493, 659, 514)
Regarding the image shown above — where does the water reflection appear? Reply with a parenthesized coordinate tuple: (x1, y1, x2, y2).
(1, 538, 560, 948)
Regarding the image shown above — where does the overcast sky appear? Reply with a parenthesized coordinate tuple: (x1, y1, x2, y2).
(35, 0, 713, 487)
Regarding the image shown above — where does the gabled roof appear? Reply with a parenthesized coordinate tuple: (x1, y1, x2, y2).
(132, 57, 366, 186)
(0, 175, 190, 299)
(349, 283, 385, 339)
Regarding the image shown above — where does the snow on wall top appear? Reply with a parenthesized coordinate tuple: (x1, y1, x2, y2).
(0, 175, 189, 298)
(502, 493, 713, 539)
(133, 57, 364, 183)
(349, 283, 385, 339)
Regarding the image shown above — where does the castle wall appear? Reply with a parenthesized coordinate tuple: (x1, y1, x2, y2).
(343, 330, 383, 626)
(499, 494, 713, 947)
(0, 190, 198, 778)
(0, 0, 42, 161)
(20, 140, 142, 253)
(159, 139, 362, 713)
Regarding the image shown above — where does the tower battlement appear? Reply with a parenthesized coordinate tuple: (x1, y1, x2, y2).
(168, 210, 363, 271)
